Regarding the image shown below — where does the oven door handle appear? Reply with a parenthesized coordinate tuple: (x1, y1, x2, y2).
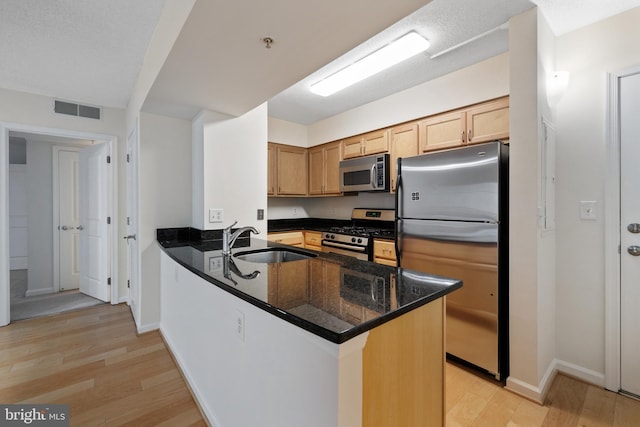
(321, 241, 368, 252)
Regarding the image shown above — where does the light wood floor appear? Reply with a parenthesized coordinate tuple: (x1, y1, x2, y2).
(1, 304, 638, 427)
(0, 303, 206, 426)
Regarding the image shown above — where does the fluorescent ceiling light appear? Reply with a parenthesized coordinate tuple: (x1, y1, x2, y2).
(310, 31, 430, 97)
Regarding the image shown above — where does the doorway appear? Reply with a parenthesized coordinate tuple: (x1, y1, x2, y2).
(605, 66, 640, 398)
(0, 124, 119, 325)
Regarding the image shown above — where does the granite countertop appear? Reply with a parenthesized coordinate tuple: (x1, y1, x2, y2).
(158, 233, 461, 344)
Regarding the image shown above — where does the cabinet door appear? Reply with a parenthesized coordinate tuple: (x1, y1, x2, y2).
(324, 141, 343, 195)
(343, 135, 363, 159)
(277, 145, 307, 195)
(390, 123, 418, 192)
(275, 262, 309, 309)
(362, 129, 389, 156)
(373, 239, 397, 267)
(267, 231, 304, 247)
(304, 231, 323, 250)
(466, 97, 510, 144)
(308, 146, 324, 195)
(267, 144, 276, 195)
(419, 111, 466, 153)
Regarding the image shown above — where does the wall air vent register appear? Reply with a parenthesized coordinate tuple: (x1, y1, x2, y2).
(54, 99, 101, 120)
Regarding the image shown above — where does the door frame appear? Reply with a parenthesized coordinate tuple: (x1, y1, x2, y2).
(604, 65, 640, 392)
(52, 145, 82, 293)
(0, 122, 119, 326)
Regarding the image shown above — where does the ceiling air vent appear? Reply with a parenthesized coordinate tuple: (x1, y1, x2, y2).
(54, 99, 101, 120)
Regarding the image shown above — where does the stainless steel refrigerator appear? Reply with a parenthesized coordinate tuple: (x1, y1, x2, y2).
(395, 141, 509, 381)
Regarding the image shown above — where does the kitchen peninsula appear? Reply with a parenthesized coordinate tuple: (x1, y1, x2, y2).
(158, 229, 461, 427)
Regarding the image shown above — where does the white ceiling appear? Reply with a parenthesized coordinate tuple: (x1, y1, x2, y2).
(1, 0, 639, 126)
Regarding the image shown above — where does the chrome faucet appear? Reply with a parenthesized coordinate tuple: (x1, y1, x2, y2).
(222, 220, 260, 254)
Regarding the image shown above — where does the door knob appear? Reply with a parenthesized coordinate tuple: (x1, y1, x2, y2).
(124, 234, 137, 241)
(627, 223, 640, 233)
(60, 225, 70, 230)
(77, 225, 84, 230)
(627, 245, 640, 256)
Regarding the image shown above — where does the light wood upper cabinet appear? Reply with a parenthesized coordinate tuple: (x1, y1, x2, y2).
(362, 129, 389, 156)
(419, 97, 510, 153)
(269, 143, 307, 196)
(390, 122, 419, 192)
(466, 97, 510, 144)
(342, 129, 389, 159)
(419, 111, 467, 153)
(267, 144, 276, 195)
(308, 141, 342, 196)
(343, 135, 364, 159)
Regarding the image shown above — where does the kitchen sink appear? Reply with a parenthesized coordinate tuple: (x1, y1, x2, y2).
(233, 248, 317, 264)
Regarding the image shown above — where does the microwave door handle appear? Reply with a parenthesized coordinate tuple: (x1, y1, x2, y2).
(371, 164, 377, 189)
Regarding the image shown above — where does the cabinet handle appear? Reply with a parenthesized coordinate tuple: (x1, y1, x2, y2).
(468, 129, 472, 142)
(461, 131, 465, 143)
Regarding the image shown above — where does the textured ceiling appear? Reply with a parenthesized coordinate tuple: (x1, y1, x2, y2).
(0, 0, 165, 108)
(1, 0, 639, 125)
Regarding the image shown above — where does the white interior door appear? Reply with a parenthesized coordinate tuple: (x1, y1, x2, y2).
(79, 143, 110, 302)
(57, 149, 80, 290)
(126, 125, 140, 321)
(620, 71, 640, 397)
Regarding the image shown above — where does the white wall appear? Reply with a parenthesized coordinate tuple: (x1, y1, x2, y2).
(554, 7, 640, 382)
(138, 112, 192, 329)
(193, 103, 268, 232)
(25, 141, 54, 295)
(267, 117, 308, 147)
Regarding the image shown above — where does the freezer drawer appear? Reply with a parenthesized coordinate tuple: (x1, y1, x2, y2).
(397, 222, 501, 376)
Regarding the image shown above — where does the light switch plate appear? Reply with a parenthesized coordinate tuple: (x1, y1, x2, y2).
(579, 201, 597, 220)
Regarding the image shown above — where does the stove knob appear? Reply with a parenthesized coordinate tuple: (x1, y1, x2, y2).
(331, 234, 335, 239)
(325, 233, 330, 239)
(357, 238, 362, 244)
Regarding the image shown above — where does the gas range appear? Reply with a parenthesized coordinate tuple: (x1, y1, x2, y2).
(321, 209, 395, 261)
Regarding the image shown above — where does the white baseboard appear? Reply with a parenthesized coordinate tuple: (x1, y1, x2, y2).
(506, 358, 605, 403)
(118, 295, 129, 304)
(136, 321, 160, 334)
(554, 358, 605, 387)
(160, 326, 218, 427)
(24, 287, 54, 297)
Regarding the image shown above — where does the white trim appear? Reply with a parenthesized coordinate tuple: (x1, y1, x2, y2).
(505, 358, 605, 404)
(0, 122, 119, 324)
(136, 321, 160, 334)
(0, 125, 10, 326)
(554, 358, 605, 387)
(604, 65, 640, 392)
(24, 287, 55, 297)
(52, 145, 81, 293)
(605, 70, 622, 392)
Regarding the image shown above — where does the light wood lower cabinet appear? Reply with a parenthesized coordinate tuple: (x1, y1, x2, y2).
(363, 298, 445, 427)
(304, 231, 323, 251)
(266, 231, 304, 247)
(373, 239, 397, 267)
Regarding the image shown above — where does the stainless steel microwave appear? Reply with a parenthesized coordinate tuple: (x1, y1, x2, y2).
(339, 153, 390, 192)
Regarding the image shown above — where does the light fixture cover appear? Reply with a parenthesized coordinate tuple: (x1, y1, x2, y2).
(310, 31, 430, 97)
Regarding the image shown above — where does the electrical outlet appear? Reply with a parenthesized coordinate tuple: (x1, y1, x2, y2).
(292, 207, 297, 216)
(235, 309, 245, 342)
(257, 209, 264, 220)
(209, 208, 224, 223)
(209, 256, 223, 273)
